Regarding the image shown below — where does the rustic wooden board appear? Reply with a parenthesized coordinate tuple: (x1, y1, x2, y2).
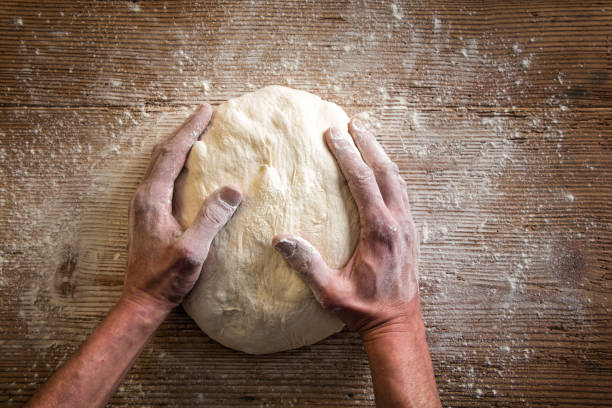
(1, 0, 610, 109)
(1, 1, 611, 407)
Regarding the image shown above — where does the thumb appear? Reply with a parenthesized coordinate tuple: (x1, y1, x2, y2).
(272, 234, 338, 308)
(181, 185, 242, 255)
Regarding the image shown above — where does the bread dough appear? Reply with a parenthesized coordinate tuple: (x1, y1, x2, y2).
(174, 86, 359, 354)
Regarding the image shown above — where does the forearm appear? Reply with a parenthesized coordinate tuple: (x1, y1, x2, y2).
(26, 296, 169, 408)
(362, 298, 440, 408)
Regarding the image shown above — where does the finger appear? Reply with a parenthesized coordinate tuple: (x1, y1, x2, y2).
(348, 119, 404, 210)
(272, 234, 340, 309)
(324, 127, 386, 220)
(180, 185, 242, 259)
(392, 174, 417, 230)
(144, 104, 213, 205)
(398, 176, 411, 211)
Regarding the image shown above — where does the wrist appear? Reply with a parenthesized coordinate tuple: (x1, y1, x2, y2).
(360, 295, 424, 344)
(361, 296, 441, 407)
(121, 279, 178, 311)
(117, 292, 172, 331)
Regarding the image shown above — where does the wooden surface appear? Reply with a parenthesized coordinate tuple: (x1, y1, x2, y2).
(1, 1, 611, 406)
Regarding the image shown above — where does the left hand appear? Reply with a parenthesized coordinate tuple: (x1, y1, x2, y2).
(123, 105, 242, 313)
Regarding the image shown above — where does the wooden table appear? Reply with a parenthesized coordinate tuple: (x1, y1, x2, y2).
(1, 1, 610, 406)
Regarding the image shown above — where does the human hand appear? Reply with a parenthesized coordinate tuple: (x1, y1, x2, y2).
(123, 105, 242, 313)
(273, 119, 419, 335)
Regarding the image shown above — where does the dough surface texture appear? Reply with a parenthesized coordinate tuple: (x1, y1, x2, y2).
(175, 86, 359, 354)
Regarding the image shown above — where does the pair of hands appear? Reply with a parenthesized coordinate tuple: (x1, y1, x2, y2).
(27, 103, 438, 408)
(123, 104, 420, 335)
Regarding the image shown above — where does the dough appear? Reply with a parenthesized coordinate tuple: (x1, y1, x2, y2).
(174, 86, 359, 354)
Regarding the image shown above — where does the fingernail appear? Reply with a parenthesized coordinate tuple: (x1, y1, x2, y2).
(352, 119, 364, 130)
(329, 127, 344, 140)
(274, 239, 297, 258)
(219, 187, 242, 207)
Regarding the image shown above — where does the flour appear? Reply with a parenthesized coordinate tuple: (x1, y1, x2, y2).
(390, 4, 403, 21)
(2, 4, 599, 404)
(4, 106, 174, 351)
(521, 57, 531, 68)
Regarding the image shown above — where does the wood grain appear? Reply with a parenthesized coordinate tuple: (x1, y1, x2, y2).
(1, 1, 611, 407)
(1, 1, 610, 109)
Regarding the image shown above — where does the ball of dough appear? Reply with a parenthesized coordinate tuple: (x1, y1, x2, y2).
(174, 86, 359, 354)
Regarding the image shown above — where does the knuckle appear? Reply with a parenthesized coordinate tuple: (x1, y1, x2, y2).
(398, 176, 408, 192)
(131, 192, 167, 223)
(374, 161, 400, 176)
(151, 142, 162, 156)
(351, 166, 375, 186)
(131, 188, 149, 212)
(398, 174, 407, 186)
(183, 254, 202, 270)
(201, 202, 229, 226)
(132, 186, 165, 214)
(390, 162, 401, 176)
(152, 142, 173, 158)
(176, 245, 202, 269)
(404, 221, 418, 245)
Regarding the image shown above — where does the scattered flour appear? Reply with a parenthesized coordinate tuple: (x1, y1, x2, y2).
(127, 3, 141, 12)
(1, 5, 595, 406)
(408, 111, 421, 130)
(390, 4, 403, 21)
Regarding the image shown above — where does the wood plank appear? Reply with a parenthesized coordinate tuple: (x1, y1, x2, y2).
(1, 104, 610, 406)
(1, 0, 611, 406)
(0, 1, 610, 108)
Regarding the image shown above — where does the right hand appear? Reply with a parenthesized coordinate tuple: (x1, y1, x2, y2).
(272, 118, 420, 335)
(124, 105, 243, 314)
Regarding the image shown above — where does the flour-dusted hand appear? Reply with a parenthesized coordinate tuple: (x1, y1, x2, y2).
(273, 119, 439, 407)
(273, 118, 419, 334)
(124, 105, 243, 312)
(26, 105, 244, 408)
